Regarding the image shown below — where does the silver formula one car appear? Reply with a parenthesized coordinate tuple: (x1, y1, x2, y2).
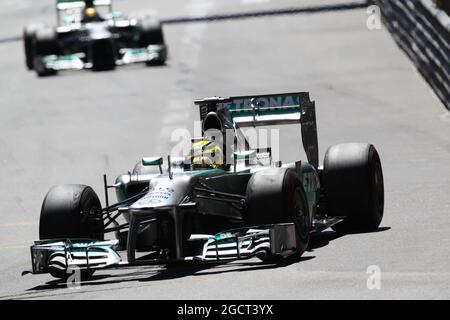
(23, 0, 167, 77)
(26, 92, 384, 280)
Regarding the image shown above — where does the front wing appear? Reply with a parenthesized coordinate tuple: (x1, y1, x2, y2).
(28, 223, 297, 275)
(38, 45, 166, 72)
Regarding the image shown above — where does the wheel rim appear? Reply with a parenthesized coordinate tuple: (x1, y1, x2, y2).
(80, 193, 103, 240)
(373, 161, 384, 217)
(294, 188, 309, 241)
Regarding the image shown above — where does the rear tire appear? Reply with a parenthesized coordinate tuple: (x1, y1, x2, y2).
(322, 143, 384, 233)
(40, 185, 104, 279)
(246, 168, 310, 258)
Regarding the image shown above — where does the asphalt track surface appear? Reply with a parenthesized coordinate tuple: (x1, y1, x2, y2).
(0, 0, 449, 300)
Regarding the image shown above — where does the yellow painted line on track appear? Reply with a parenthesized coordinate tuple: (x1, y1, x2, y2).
(0, 241, 33, 250)
(0, 222, 37, 249)
(0, 221, 37, 228)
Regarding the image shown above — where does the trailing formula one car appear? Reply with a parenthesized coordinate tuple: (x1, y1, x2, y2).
(23, 0, 167, 77)
(26, 92, 384, 280)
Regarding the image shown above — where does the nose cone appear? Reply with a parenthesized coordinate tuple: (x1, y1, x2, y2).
(130, 175, 192, 210)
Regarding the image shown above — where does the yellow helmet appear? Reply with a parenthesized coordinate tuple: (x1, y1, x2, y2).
(187, 140, 224, 169)
(85, 7, 97, 18)
(81, 1, 103, 22)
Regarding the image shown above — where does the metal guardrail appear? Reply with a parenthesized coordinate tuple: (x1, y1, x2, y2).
(372, 0, 450, 109)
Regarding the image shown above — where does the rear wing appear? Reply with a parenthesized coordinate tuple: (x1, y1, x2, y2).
(56, 0, 113, 26)
(194, 92, 319, 168)
(56, 0, 111, 10)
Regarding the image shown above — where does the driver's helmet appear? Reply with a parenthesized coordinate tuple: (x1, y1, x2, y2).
(81, 1, 103, 22)
(187, 139, 225, 169)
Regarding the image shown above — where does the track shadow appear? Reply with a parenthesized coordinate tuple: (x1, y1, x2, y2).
(26, 254, 314, 292)
(26, 226, 390, 292)
(47, 62, 168, 78)
(307, 226, 391, 252)
(140, 254, 315, 282)
(346, 226, 391, 234)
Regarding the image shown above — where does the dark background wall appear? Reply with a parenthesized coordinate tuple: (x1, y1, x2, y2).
(436, 0, 450, 14)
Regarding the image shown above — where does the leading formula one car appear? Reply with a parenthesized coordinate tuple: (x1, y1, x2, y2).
(26, 92, 384, 280)
(23, 0, 167, 77)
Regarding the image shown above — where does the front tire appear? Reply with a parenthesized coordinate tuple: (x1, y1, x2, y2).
(91, 39, 116, 71)
(40, 185, 104, 279)
(246, 168, 310, 258)
(322, 143, 384, 233)
(138, 17, 166, 66)
(33, 27, 58, 77)
(23, 24, 43, 70)
(138, 17, 165, 45)
(40, 185, 104, 240)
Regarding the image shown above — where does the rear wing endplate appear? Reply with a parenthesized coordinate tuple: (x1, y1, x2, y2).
(194, 92, 319, 168)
